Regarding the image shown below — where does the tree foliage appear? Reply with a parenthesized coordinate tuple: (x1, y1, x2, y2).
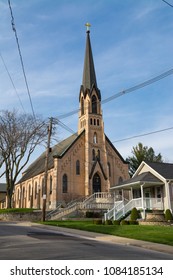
(0, 110, 48, 208)
(126, 142, 163, 176)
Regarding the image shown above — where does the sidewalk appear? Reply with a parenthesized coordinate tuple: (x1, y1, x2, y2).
(28, 222, 173, 255)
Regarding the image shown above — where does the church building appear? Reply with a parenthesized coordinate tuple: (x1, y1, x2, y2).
(13, 25, 129, 210)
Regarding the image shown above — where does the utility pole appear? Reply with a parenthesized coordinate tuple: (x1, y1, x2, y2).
(42, 117, 53, 222)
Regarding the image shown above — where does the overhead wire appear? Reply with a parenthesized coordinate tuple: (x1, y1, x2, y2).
(0, 52, 26, 113)
(57, 68, 173, 119)
(162, 0, 173, 8)
(8, 0, 36, 120)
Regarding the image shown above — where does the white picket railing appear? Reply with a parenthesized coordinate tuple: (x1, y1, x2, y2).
(104, 197, 164, 221)
(47, 192, 116, 220)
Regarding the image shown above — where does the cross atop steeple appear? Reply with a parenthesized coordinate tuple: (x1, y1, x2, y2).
(85, 22, 91, 32)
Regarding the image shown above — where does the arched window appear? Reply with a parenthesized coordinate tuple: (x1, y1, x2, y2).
(97, 119, 99, 126)
(93, 132, 97, 143)
(81, 97, 84, 115)
(90, 118, 92, 125)
(62, 174, 68, 193)
(35, 182, 37, 199)
(119, 177, 123, 184)
(108, 162, 111, 177)
(92, 95, 97, 114)
(50, 175, 53, 194)
(28, 184, 31, 200)
(76, 160, 80, 175)
(92, 149, 96, 161)
(18, 189, 20, 200)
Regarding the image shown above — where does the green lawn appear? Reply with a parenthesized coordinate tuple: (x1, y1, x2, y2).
(0, 208, 36, 213)
(41, 220, 173, 246)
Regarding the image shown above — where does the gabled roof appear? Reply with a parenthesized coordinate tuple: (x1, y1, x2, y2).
(0, 183, 6, 193)
(105, 134, 128, 164)
(17, 132, 83, 184)
(89, 158, 107, 180)
(145, 161, 173, 180)
(111, 171, 162, 190)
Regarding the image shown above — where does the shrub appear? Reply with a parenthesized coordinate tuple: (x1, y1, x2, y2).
(113, 220, 120, 225)
(120, 220, 129, 225)
(130, 207, 139, 221)
(165, 209, 173, 221)
(86, 211, 94, 218)
(105, 219, 112, 225)
(129, 220, 139, 225)
(93, 219, 103, 225)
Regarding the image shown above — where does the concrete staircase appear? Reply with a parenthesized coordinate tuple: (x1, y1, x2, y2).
(46, 192, 115, 220)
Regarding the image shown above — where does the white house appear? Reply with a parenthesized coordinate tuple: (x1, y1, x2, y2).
(105, 161, 173, 220)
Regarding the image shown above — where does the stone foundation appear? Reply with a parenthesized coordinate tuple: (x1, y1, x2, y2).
(0, 211, 42, 222)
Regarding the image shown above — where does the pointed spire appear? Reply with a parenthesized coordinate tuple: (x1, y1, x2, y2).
(82, 23, 98, 93)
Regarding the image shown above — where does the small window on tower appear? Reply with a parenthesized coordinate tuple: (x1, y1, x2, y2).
(93, 132, 97, 143)
(97, 119, 99, 126)
(90, 118, 92, 125)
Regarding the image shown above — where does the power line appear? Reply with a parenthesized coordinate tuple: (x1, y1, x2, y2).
(57, 68, 173, 119)
(0, 52, 26, 113)
(113, 126, 173, 143)
(162, 0, 173, 8)
(8, 0, 36, 119)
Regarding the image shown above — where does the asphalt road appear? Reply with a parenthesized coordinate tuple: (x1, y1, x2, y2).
(0, 221, 172, 260)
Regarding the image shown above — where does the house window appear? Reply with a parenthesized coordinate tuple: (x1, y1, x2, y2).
(92, 95, 97, 114)
(50, 175, 53, 194)
(62, 174, 68, 193)
(76, 160, 80, 175)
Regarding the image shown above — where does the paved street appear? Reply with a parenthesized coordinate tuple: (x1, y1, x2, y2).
(0, 221, 173, 260)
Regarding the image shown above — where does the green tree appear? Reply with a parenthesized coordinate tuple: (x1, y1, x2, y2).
(126, 142, 163, 176)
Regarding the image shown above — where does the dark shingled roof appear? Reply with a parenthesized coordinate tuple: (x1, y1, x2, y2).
(17, 133, 80, 184)
(146, 162, 173, 179)
(114, 172, 162, 188)
(0, 183, 6, 193)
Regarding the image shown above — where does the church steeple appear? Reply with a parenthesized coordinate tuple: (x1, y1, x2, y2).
(80, 23, 101, 100)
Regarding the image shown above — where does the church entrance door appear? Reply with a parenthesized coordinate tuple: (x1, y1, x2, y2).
(93, 173, 101, 193)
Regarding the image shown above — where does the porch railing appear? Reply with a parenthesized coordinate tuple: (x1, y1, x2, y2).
(104, 197, 164, 221)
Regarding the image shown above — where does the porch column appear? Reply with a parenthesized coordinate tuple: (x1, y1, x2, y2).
(166, 181, 171, 210)
(140, 183, 145, 219)
(130, 187, 133, 200)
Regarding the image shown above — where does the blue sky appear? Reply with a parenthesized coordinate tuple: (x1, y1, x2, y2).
(0, 0, 173, 176)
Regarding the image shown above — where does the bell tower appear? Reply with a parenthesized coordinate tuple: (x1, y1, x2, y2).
(78, 24, 110, 195)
